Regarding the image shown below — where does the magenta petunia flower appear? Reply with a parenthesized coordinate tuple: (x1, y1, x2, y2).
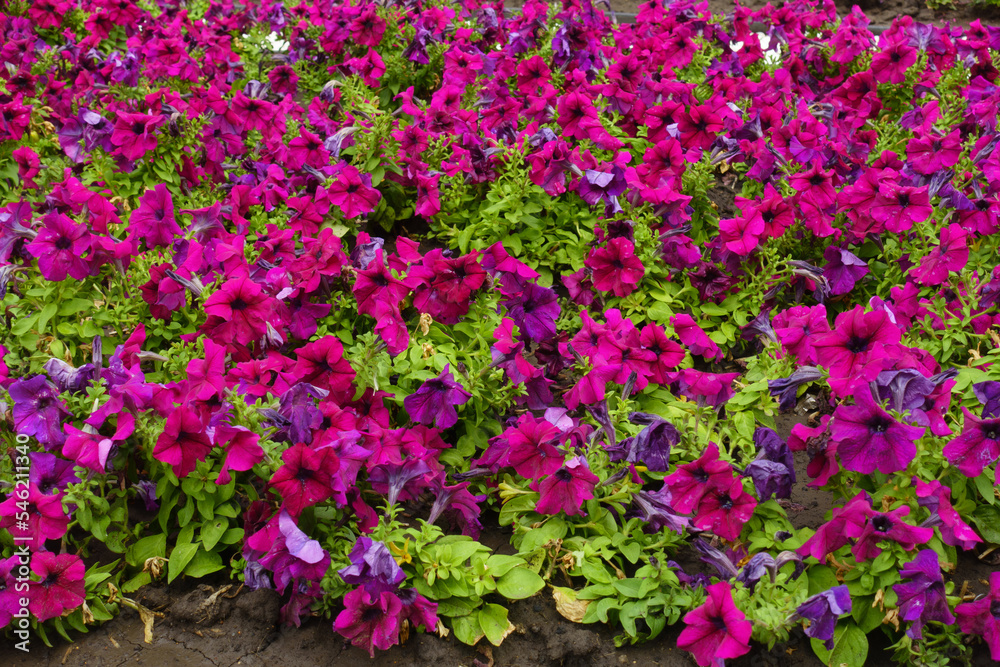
(813, 305, 900, 394)
(502, 415, 565, 479)
(152, 406, 213, 478)
(674, 368, 739, 407)
(270, 442, 345, 517)
(664, 442, 732, 514)
(670, 314, 721, 362)
(798, 492, 873, 561)
(943, 407, 1000, 480)
(403, 365, 471, 429)
(585, 237, 644, 297)
(831, 388, 924, 474)
(894, 550, 955, 639)
(914, 478, 981, 550)
(0, 555, 20, 627)
(851, 506, 934, 561)
(292, 336, 356, 397)
(328, 163, 381, 218)
(110, 110, 162, 160)
(29, 552, 85, 622)
(676, 582, 752, 666)
(24, 212, 92, 282)
(532, 456, 599, 516)
(773, 304, 830, 366)
(0, 483, 70, 550)
(955, 572, 1000, 661)
(910, 223, 969, 286)
(202, 277, 274, 347)
(334, 588, 403, 657)
(127, 183, 181, 249)
(693, 477, 757, 541)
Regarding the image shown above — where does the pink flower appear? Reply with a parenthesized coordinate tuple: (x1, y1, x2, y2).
(586, 237, 644, 297)
(532, 456, 599, 516)
(328, 163, 381, 218)
(25, 212, 92, 281)
(29, 553, 85, 622)
(910, 223, 968, 286)
(110, 111, 162, 160)
(677, 582, 752, 666)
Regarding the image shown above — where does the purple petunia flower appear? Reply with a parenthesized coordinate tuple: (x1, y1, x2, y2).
(795, 585, 852, 649)
(403, 365, 471, 429)
(504, 282, 560, 343)
(973, 381, 1000, 419)
(621, 413, 679, 472)
(338, 537, 405, 596)
(29, 452, 80, 495)
(134, 480, 158, 512)
(426, 476, 486, 538)
(874, 368, 935, 414)
(822, 246, 869, 296)
(368, 458, 433, 508)
(768, 366, 824, 412)
(894, 550, 955, 639)
(9, 375, 71, 450)
(831, 387, 924, 474)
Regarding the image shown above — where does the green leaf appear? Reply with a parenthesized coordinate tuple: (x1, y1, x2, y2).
(807, 566, 840, 596)
(168, 542, 199, 583)
(478, 603, 513, 646)
(973, 505, 1000, 543)
(495, 568, 544, 600)
(200, 518, 228, 552)
(611, 578, 644, 599)
(37, 303, 58, 335)
(184, 549, 224, 578)
(126, 534, 167, 568)
(450, 614, 484, 646)
(811, 622, 868, 667)
(485, 554, 526, 578)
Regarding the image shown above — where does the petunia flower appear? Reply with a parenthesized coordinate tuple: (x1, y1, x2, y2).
(403, 365, 471, 429)
(270, 442, 345, 517)
(823, 246, 868, 296)
(794, 586, 852, 649)
(532, 456, 599, 517)
(29, 553, 85, 622)
(503, 282, 560, 343)
(693, 477, 757, 541)
(0, 483, 70, 550)
(110, 111, 162, 160)
(9, 375, 70, 449)
(852, 506, 934, 561)
(368, 458, 433, 508)
(334, 588, 403, 657)
(127, 183, 181, 249)
(831, 388, 924, 474)
(894, 550, 955, 639)
(426, 477, 485, 538)
(798, 492, 873, 560)
(910, 224, 969, 286)
(328, 163, 381, 218)
(943, 407, 1000, 480)
(670, 314, 722, 362)
(664, 442, 732, 514)
(585, 237, 644, 297)
(676, 582, 752, 666)
(24, 212, 92, 282)
(955, 572, 1000, 660)
(339, 536, 406, 595)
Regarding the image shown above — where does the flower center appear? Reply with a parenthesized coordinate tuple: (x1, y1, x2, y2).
(872, 515, 893, 533)
(867, 415, 891, 435)
(845, 335, 869, 353)
(554, 468, 573, 483)
(231, 297, 248, 311)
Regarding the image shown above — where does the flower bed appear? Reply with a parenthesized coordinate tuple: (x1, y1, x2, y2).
(3, 0, 1000, 665)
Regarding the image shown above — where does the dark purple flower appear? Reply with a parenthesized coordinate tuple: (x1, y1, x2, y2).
(426, 477, 485, 538)
(973, 381, 1000, 419)
(134, 480, 158, 511)
(9, 375, 70, 449)
(578, 166, 626, 215)
(823, 246, 868, 296)
(43, 358, 96, 394)
(628, 487, 690, 533)
(744, 459, 793, 500)
(368, 458, 433, 508)
(894, 550, 955, 639)
(403, 365, 471, 429)
(338, 537, 405, 595)
(625, 415, 679, 472)
(795, 586, 852, 649)
(29, 452, 80, 495)
(832, 388, 924, 474)
(504, 282, 560, 343)
(874, 369, 935, 414)
(768, 366, 824, 412)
